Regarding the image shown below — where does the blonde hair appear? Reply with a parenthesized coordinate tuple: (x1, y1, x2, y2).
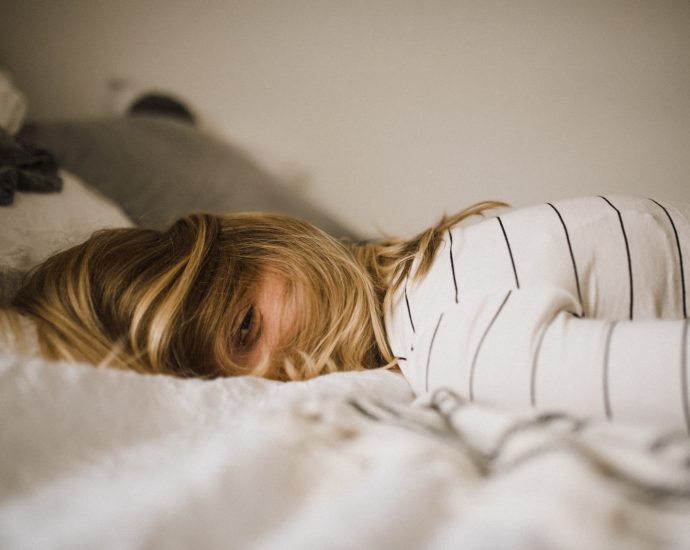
(7, 202, 505, 380)
(0, 307, 32, 355)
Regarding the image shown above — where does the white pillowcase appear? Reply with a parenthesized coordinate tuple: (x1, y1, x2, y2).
(0, 170, 133, 305)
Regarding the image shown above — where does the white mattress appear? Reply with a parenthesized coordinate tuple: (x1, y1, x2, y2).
(1, 352, 689, 549)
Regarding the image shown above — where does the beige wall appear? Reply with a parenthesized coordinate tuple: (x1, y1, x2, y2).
(1, 1, 688, 237)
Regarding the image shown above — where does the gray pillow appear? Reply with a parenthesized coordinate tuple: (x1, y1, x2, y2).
(20, 116, 356, 239)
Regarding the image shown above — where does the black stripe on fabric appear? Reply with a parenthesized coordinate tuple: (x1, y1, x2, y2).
(395, 356, 408, 362)
(599, 196, 634, 320)
(603, 321, 618, 421)
(347, 399, 381, 422)
(469, 291, 512, 402)
(682, 319, 690, 435)
(547, 202, 584, 313)
(404, 279, 416, 334)
(424, 313, 445, 392)
(497, 217, 520, 289)
(649, 198, 687, 319)
(648, 431, 687, 453)
(530, 316, 557, 408)
(448, 230, 459, 303)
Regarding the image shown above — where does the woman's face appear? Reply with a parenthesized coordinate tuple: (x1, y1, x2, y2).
(228, 271, 298, 373)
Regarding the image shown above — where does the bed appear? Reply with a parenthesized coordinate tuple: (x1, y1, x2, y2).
(2, 75, 690, 550)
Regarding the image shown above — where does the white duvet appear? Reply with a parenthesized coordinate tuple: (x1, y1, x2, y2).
(1, 352, 689, 550)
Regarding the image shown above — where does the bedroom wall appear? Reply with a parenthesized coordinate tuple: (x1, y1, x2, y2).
(1, 0, 688, 237)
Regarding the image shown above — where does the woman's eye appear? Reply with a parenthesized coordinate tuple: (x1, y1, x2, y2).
(238, 307, 254, 344)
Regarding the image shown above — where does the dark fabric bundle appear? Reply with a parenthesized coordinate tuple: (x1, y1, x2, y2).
(0, 127, 62, 206)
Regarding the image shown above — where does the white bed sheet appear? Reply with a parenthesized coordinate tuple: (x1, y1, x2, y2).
(1, 352, 689, 550)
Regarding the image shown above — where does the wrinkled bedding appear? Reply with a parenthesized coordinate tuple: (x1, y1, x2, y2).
(1, 352, 689, 550)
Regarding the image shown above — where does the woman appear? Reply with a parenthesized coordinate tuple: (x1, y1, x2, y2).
(3, 196, 689, 427)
